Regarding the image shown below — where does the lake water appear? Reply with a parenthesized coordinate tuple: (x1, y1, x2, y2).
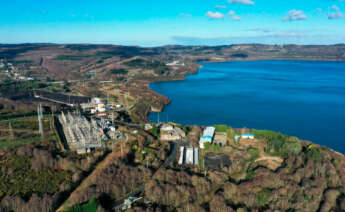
(149, 60, 345, 153)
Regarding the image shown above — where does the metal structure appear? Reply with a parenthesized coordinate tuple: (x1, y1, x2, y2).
(58, 112, 105, 153)
(9, 122, 14, 140)
(37, 104, 44, 139)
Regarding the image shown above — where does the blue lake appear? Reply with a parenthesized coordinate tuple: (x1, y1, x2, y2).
(149, 60, 345, 153)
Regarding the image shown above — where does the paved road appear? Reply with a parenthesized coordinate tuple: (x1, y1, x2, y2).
(112, 121, 142, 129)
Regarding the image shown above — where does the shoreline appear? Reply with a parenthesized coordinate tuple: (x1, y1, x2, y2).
(144, 59, 345, 155)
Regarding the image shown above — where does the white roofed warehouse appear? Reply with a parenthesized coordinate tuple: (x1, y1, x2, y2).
(199, 126, 215, 149)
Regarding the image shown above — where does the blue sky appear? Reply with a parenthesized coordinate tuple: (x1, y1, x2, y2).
(0, 0, 345, 46)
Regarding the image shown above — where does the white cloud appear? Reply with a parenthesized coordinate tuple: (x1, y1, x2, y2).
(227, 0, 255, 5)
(328, 5, 345, 19)
(227, 11, 241, 21)
(282, 10, 307, 21)
(215, 5, 227, 9)
(206, 11, 224, 19)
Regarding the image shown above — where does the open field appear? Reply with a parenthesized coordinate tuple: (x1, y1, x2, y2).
(0, 116, 58, 149)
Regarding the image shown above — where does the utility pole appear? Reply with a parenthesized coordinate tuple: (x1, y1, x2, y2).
(9, 122, 14, 140)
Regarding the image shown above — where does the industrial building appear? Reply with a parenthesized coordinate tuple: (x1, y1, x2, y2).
(199, 126, 215, 149)
(58, 112, 105, 154)
(160, 123, 186, 141)
(80, 98, 106, 115)
(213, 132, 227, 147)
(178, 146, 199, 166)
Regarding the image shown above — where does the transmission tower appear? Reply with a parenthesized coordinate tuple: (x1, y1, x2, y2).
(9, 122, 14, 140)
(37, 104, 44, 139)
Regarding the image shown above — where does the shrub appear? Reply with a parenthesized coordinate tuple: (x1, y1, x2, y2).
(204, 142, 211, 150)
(109, 69, 128, 75)
(231, 53, 248, 58)
(246, 168, 256, 180)
(213, 144, 221, 151)
(304, 146, 323, 162)
(249, 148, 260, 161)
(150, 125, 159, 138)
(283, 137, 302, 155)
(214, 125, 228, 133)
(214, 125, 235, 138)
(257, 188, 272, 207)
(56, 55, 89, 61)
(0, 154, 71, 198)
(253, 129, 301, 157)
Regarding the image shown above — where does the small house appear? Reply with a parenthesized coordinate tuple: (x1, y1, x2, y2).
(174, 127, 186, 138)
(160, 130, 181, 141)
(144, 123, 153, 131)
(213, 132, 227, 147)
(160, 124, 174, 132)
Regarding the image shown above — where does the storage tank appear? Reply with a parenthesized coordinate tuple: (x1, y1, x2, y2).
(194, 148, 199, 165)
(185, 148, 194, 164)
(178, 146, 184, 165)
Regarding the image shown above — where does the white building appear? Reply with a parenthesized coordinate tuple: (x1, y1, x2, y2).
(160, 124, 174, 131)
(241, 134, 255, 139)
(144, 123, 153, 131)
(199, 126, 216, 149)
(166, 60, 185, 66)
(96, 103, 106, 112)
(185, 148, 194, 165)
(178, 147, 184, 165)
(109, 126, 117, 132)
(193, 148, 199, 165)
(92, 98, 103, 104)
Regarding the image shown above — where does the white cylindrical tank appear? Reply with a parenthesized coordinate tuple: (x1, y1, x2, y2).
(178, 146, 184, 165)
(186, 148, 194, 165)
(194, 148, 199, 165)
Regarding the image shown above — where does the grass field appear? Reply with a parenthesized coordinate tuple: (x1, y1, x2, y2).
(214, 125, 235, 137)
(64, 197, 98, 212)
(0, 116, 58, 149)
